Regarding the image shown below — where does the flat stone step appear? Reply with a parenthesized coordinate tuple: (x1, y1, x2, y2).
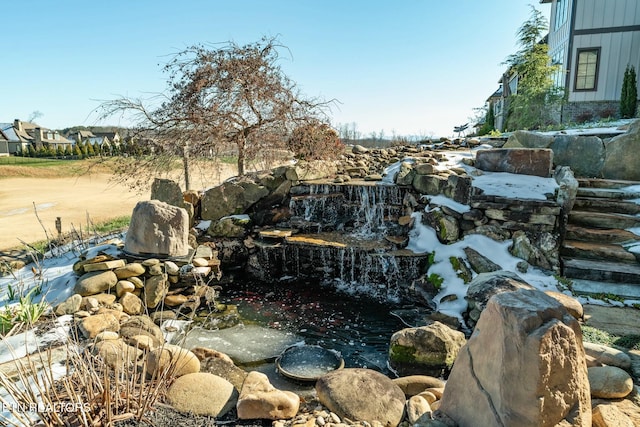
(258, 229, 293, 240)
(561, 240, 637, 263)
(563, 257, 640, 284)
(583, 304, 640, 337)
(576, 187, 640, 200)
(570, 278, 640, 300)
(565, 224, 640, 244)
(569, 211, 640, 230)
(283, 232, 394, 251)
(577, 178, 640, 189)
(573, 197, 640, 215)
(290, 192, 345, 201)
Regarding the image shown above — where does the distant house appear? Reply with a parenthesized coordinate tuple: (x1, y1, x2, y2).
(486, 1, 639, 130)
(66, 129, 95, 143)
(67, 129, 120, 152)
(541, 0, 640, 122)
(486, 71, 517, 132)
(0, 119, 73, 154)
(0, 120, 34, 154)
(0, 128, 9, 156)
(93, 131, 121, 146)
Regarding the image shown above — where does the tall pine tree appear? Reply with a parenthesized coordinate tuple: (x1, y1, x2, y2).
(620, 65, 638, 119)
(504, 6, 562, 130)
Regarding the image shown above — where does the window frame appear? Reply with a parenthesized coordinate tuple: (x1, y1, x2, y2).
(574, 47, 601, 92)
(554, 0, 568, 30)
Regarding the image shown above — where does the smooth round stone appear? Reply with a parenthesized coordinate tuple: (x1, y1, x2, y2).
(148, 264, 164, 276)
(164, 261, 180, 275)
(116, 280, 136, 297)
(192, 258, 209, 267)
(142, 258, 160, 267)
(588, 366, 634, 398)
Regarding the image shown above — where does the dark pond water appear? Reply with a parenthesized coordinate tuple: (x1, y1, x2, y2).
(219, 278, 406, 376)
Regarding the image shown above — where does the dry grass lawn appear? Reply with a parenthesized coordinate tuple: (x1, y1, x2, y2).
(0, 158, 239, 251)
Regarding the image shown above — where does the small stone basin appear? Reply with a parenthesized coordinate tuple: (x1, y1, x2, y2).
(276, 345, 344, 382)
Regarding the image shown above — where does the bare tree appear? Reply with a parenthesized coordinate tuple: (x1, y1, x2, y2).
(97, 36, 333, 189)
(28, 110, 43, 122)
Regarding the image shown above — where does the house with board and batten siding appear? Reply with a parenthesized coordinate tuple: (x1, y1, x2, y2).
(541, 0, 640, 123)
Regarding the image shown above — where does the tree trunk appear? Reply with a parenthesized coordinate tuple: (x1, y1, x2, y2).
(237, 139, 246, 176)
(182, 142, 191, 190)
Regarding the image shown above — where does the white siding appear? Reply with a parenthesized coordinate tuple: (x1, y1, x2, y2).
(568, 0, 640, 102)
(547, 0, 576, 89)
(575, 0, 639, 30)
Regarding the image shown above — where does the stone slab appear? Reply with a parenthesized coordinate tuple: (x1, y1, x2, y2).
(475, 148, 553, 177)
(583, 304, 640, 337)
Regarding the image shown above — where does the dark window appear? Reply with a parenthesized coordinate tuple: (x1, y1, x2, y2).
(575, 48, 600, 91)
(554, 0, 568, 30)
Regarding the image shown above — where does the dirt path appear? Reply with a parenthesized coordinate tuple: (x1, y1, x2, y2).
(0, 175, 144, 250)
(0, 165, 240, 251)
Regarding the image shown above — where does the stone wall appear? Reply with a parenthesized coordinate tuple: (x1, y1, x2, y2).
(562, 100, 621, 124)
(504, 119, 640, 180)
(402, 155, 569, 273)
(166, 143, 573, 288)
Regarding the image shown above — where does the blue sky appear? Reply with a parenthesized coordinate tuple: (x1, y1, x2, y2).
(1, 1, 549, 138)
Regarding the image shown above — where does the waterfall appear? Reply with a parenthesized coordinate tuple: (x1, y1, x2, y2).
(249, 234, 430, 302)
(289, 184, 405, 236)
(249, 182, 430, 302)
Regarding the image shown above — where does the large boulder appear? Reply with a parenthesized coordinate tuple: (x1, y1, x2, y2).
(602, 119, 640, 180)
(550, 135, 605, 178)
(465, 270, 533, 327)
(124, 200, 190, 257)
(316, 368, 406, 427)
(200, 182, 245, 221)
(504, 130, 554, 149)
(236, 371, 300, 420)
(413, 174, 447, 196)
(588, 366, 634, 399)
(583, 342, 631, 370)
(200, 180, 268, 221)
(146, 344, 200, 378)
(438, 289, 591, 427)
(150, 178, 194, 223)
(389, 322, 466, 376)
(166, 372, 237, 417)
(545, 290, 584, 320)
(475, 148, 553, 177)
(151, 178, 185, 208)
(238, 180, 270, 206)
(293, 160, 339, 181)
